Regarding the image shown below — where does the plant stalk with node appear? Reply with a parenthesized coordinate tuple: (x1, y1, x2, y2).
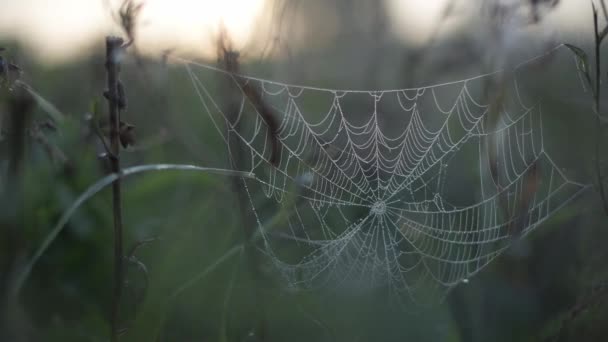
(592, 1, 608, 216)
(104, 35, 127, 342)
(550, 2, 608, 341)
(566, 0, 608, 216)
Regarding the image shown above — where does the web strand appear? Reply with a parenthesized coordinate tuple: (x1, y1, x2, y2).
(177, 44, 589, 305)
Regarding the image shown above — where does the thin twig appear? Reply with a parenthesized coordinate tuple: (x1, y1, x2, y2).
(217, 33, 272, 340)
(105, 36, 126, 342)
(550, 3, 608, 341)
(600, 0, 608, 21)
(592, 4, 608, 216)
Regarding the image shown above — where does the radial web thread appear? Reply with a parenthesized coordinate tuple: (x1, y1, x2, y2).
(177, 45, 588, 304)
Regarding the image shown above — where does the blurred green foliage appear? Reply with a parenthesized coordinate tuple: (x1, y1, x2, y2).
(1, 4, 608, 339)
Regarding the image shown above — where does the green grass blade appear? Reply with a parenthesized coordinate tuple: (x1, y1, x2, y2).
(12, 164, 253, 297)
(16, 80, 66, 123)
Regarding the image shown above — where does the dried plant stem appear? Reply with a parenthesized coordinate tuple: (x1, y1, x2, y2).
(592, 6, 608, 217)
(551, 6, 608, 341)
(105, 36, 125, 342)
(1, 89, 33, 339)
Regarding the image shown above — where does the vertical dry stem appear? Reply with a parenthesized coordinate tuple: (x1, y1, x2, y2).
(105, 36, 125, 342)
(592, 6, 608, 216)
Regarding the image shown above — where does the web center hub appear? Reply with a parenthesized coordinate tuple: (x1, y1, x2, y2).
(371, 201, 386, 215)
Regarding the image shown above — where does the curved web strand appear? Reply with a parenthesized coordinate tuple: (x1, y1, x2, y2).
(177, 45, 589, 305)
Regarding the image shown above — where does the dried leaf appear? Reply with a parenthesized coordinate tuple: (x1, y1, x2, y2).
(565, 43, 592, 88)
(119, 121, 136, 148)
(565, 44, 589, 74)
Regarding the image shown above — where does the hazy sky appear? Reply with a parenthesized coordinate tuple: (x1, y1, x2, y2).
(0, 0, 594, 64)
(0, 0, 266, 62)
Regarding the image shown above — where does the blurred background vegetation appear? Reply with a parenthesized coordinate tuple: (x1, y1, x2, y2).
(1, 0, 608, 341)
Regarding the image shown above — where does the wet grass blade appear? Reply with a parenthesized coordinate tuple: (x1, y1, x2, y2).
(12, 164, 253, 297)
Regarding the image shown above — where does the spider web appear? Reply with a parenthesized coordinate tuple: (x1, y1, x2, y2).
(176, 45, 588, 305)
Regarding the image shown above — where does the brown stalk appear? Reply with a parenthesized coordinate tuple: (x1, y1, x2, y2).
(217, 30, 271, 340)
(0, 88, 34, 339)
(592, 4, 608, 217)
(550, 4, 608, 341)
(104, 36, 126, 342)
(218, 29, 280, 167)
(241, 83, 281, 166)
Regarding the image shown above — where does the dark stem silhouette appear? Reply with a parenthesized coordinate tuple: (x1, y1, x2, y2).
(105, 36, 125, 342)
(592, 5, 608, 216)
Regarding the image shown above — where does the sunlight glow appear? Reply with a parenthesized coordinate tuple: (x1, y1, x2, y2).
(0, 0, 109, 62)
(0, 0, 593, 64)
(0, 0, 266, 63)
(386, 0, 449, 45)
(140, 0, 266, 55)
